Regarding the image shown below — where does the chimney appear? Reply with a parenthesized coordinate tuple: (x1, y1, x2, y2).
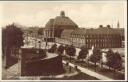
(107, 25, 111, 28)
(99, 25, 103, 28)
(60, 11, 65, 17)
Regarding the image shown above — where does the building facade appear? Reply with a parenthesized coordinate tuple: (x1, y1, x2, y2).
(43, 11, 78, 42)
(42, 11, 124, 48)
(70, 25, 122, 48)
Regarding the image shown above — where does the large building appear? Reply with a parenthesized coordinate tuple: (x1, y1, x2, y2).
(42, 11, 124, 48)
(43, 11, 78, 41)
(70, 25, 122, 48)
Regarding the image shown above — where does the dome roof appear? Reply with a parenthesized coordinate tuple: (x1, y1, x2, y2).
(45, 11, 78, 29)
(45, 19, 54, 28)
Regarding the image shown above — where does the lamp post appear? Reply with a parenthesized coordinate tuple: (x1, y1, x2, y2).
(38, 41, 41, 49)
(35, 33, 37, 48)
(53, 20, 55, 43)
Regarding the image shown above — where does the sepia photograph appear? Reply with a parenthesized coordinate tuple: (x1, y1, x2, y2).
(0, 0, 127, 81)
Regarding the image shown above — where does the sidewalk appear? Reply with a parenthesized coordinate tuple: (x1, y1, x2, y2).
(56, 43, 125, 80)
(2, 60, 21, 80)
(62, 60, 113, 80)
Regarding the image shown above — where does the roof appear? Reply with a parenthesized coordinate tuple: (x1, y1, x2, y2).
(53, 16, 78, 28)
(71, 27, 121, 35)
(45, 11, 78, 29)
(45, 19, 54, 28)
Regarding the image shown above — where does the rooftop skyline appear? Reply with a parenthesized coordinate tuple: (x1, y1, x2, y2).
(0, 1, 127, 28)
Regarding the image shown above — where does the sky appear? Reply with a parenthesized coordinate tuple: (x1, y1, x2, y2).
(0, 1, 127, 28)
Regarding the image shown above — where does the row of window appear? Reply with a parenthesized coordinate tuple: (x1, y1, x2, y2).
(55, 38, 122, 48)
(71, 34, 120, 39)
(70, 38, 121, 43)
(72, 43, 121, 48)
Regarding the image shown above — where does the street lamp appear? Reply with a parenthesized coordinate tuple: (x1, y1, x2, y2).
(38, 41, 41, 49)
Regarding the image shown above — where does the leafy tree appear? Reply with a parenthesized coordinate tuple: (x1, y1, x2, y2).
(65, 45, 69, 55)
(64, 44, 76, 72)
(113, 52, 122, 70)
(2, 24, 24, 49)
(67, 45, 76, 56)
(106, 49, 114, 70)
(89, 48, 102, 71)
(106, 49, 122, 71)
(2, 23, 24, 68)
(77, 45, 89, 61)
(66, 44, 76, 61)
(48, 43, 57, 53)
(57, 44, 65, 55)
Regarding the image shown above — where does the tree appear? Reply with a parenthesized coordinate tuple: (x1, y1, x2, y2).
(65, 45, 69, 55)
(106, 49, 114, 70)
(89, 48, 102, 71)
(77, 45, 89, 62)
(2, 23, 24, 68)
(57, 44, 65, 56)
(2, 24, 24, 49)
(48, 43, 57, 53)
(66, 44, 76, 62)
(64, 44, 76, 72)
(106, 49, 122, 71)
(113, 52, 122, 70)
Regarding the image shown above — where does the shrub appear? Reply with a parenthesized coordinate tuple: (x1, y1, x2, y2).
(48, 44, 57, 53)
(57, 44, 65, 55)
(77, 46, 89, 61)
(66, 44, 76, 57)
(106, 50, 122, 71)
(89, 48, 102, 65)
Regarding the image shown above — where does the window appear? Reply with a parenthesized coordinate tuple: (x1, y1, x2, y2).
(86, 35, 88, 38)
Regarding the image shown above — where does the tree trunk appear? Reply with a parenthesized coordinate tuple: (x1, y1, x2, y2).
(69, 66, 71, 72)
(101, 62, 103, 68)
(95, 62, 96, 71)
(69, 56, 72, 72)
(113, 68, 116, 77)
(70, 56, 71, 62)
(87, 59, 89, 67)
(102, 64, 103, 68)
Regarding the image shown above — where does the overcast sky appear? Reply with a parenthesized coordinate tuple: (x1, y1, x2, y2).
(0, 1, 127, 28)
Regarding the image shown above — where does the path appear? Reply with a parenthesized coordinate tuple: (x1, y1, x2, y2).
(62, 60, 113, 80)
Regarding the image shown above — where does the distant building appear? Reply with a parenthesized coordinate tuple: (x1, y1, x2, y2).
(70, 25, 122, 48)
(42, 11, 124, 48)
(43, 11, 78, 41)
(23, 27, 40, 39)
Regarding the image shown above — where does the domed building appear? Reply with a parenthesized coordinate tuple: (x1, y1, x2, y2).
(44, 11, 78, 41)
(42, 11, 123, 48)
